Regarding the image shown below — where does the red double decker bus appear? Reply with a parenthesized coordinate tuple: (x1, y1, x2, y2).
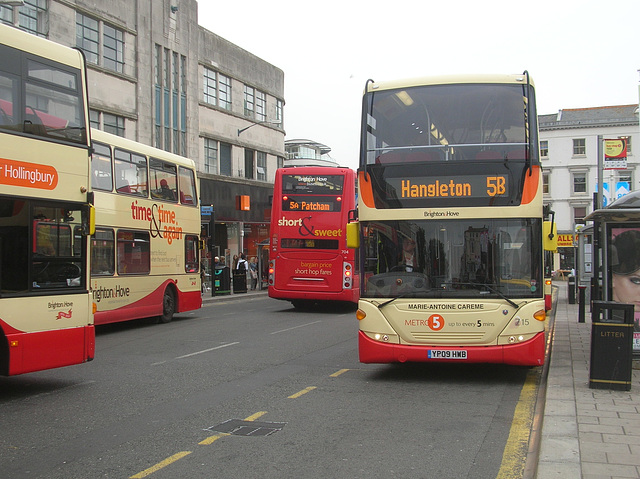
(268, 167, 358, 308)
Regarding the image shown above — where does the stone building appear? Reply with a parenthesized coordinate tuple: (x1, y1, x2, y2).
(0, 0, 285, 266)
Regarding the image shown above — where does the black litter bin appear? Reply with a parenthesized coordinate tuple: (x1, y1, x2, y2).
(214, 266, 230, 295)
(567, 275, 576, 304)
(232, 269, 247, 293)
(589, 301, 634, 391)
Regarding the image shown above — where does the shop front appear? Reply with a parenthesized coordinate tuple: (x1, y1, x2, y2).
(199, 175, 273, 291)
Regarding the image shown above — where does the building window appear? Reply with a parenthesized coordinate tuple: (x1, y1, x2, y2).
(219, 142, 232, 177)
(244, 85, 254, 118)
(90, 110, 125, 137)
(204, 138, 218, 174)
(255, 90, 266, 122)
(1, 1, 46, 36)
(573, 138, 586, 156)
(244, 149, 254, 179)
(89, 110, 100, 129)
(277, 156, 284, 169)
(0, 5, 13, 25)
(154, 45, 162, 149)
(257, 151, 266, 181)
(154, 44, 187, 154)
(76, 13, 99, 65)
(218, 74, 231, 110)
(276, 99, 283, 124)
(76, 13, 124, 74)
(573, 172, 586, 194)
(574, 207, 587, 225)
(618, 171, 632, 185)
(103, 24, 124, 73)
(19, 0, 47, 37)
(540, 140, 548, 158)
(203, 67, 216, 105)
(103, 113, 125, 136)
(543, 171, 550, 195)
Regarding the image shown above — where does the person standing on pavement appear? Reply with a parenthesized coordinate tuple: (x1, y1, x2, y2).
(248, 256, 258, 290)
(236, 253, 248, 288)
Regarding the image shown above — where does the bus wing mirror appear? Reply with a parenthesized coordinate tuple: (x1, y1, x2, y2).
(346, 222, 360, 248)
(543, 220, 557, 251)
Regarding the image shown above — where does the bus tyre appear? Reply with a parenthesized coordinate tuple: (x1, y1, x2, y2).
(159, 287, 176, 323)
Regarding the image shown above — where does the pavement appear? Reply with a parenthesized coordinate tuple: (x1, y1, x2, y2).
(536, 280, 640, 479)
(200, 282, 640, 478)
(200, 286, 267, 303)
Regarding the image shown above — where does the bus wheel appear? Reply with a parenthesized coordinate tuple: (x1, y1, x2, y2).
(159, 287, 176, 323)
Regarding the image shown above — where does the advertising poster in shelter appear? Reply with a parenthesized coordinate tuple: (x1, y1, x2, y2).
(610, 226, 640, 352)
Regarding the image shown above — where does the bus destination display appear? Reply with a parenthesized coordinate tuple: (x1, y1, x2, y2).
(282, 175, 344, 194)
(282, 195, 341, 212)
(386, 174, 509, 199)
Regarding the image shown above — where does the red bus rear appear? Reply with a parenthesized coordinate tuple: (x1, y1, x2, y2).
(268, 167, 358, 308)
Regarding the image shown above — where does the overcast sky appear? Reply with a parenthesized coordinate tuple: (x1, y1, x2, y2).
(198, 0, 640, 170)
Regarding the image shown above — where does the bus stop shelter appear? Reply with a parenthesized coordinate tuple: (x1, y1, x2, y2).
(584, 190, 640, 370)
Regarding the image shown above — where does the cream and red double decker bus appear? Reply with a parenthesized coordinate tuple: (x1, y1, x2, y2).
(349, 73, 553, 366)
(90, 129, 201, 325)
(269, 167, 358, 308)
(0, 23, 95, 375)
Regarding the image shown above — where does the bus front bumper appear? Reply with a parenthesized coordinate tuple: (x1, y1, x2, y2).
(358, 330, 545, 367)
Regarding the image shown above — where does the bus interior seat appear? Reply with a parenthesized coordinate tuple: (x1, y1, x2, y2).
(116, 182, 132, 193)
(180, 191, 194, 205)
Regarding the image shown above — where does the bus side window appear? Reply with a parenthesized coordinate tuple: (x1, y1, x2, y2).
(91, 142, 113, 191)
(0, 93, 16, 130)
(179, 166, 196, 205)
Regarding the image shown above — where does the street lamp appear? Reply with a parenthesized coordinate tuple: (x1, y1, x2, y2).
(237, 119, 282, 136)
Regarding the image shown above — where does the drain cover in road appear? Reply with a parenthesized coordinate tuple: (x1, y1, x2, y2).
(206, 419, 286, 437)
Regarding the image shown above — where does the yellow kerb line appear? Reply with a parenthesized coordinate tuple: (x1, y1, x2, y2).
(496, 369, 538, 479)
(330, 369, 350, 377)
(288, 386, 316, 399)
(129, 451, 192, 478)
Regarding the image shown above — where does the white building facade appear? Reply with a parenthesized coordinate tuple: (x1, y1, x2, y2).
(539, 105, 639, 270)
(284, 139, 339, 168)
